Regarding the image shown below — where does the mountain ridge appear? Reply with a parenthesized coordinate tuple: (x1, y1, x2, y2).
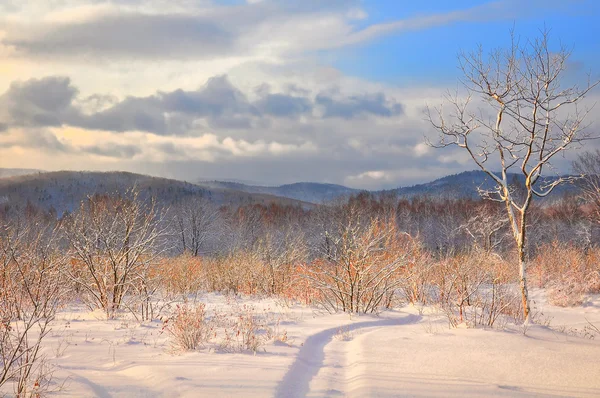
(0, 169, 580, 215)
(0, 170, 311, 216)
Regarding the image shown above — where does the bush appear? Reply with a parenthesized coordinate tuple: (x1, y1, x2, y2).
(163, 304, 213, 351)
(217, 303, 267, 353)
(303, 216, 408, 314)
(432, 250, 522, 328)
(530, 242, 600, 307)
(157, 255, 205, 297)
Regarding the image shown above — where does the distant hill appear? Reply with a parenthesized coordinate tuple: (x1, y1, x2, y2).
(197, 180, 361, 204)
(386, 170, 579, 201)
(0, 171, 310, 216)
(198, 171, 580, 204)
(0, 168, 580, 216)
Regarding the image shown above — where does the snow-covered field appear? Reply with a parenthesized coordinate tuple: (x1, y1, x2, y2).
(34, 290, 600, 397)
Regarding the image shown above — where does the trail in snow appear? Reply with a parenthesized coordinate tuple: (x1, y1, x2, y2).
(12, 292, 599, 397)
(274, 313, 421, 398)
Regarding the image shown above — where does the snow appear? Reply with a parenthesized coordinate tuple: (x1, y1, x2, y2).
(24, 291, 600, 397)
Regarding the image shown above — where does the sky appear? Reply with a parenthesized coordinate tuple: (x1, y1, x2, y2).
(0, 0, 599, 189)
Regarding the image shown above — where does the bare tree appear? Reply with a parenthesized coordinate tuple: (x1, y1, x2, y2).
(63, 189, 166, 318)
(172, 197, 220, 256)
(428, 29, 598, 321)
(255, 226, 306, 296)
(460, 202, 508, 253)
(0, 214, 66, 396)
(574, 150, 600, 223)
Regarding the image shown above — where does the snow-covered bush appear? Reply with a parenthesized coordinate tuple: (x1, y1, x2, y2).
(397, 239, 434, 305)
(63, 190, 166, 318)
(203, 252, 262, 295)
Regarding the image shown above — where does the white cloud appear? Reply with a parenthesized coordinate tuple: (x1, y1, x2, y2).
(414, 142, 431, 157)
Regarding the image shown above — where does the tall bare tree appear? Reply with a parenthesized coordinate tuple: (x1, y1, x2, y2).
(172, 197, 220, 257)
(428, 29, 598, 321)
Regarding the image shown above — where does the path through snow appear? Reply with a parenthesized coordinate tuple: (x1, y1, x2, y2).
(20, 292, 600, 397)
(275, 313, 421, 398)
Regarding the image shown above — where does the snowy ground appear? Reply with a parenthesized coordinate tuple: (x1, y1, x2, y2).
(26, 290, 600, 397)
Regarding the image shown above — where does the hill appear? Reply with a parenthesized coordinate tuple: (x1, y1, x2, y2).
(387, 170, 579, 202)
(0, 169, 581, 216)
(0, 171, 310, 216)
(197, 180, 360, 203)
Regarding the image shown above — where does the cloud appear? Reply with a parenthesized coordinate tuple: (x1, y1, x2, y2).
(79, 96, 170, 134)
(2, 11, 236, 61)
(160, 76, 253, 117)
(254, 93, 312, 117)
(83, 142, 142, 158)
(0, 76, 78, 128)
(316, 91, 403, 119)
(0, 128, 73, 153)
(0, 75, 405, 135)
(0, 0, 541, 63)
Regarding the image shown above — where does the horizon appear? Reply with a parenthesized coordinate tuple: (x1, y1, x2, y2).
(0, 1, 599, 189)
(0, 167, 579, 193)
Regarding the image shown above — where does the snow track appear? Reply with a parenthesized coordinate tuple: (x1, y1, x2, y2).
(275, 313, 421, 398)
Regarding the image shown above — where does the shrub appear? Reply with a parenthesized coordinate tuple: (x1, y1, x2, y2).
(432, 250, 522, 328)
(218, 304, 266, 353)
(530, 242, 600, 306)
(163, 304, 213, 351)
(303, 216, 408, 314)
(158, 255, 205, 297)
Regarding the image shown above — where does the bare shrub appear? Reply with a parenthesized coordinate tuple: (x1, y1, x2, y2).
(398, 238, 434, 305)
(0, 215, 66, 396)
(158, 254, 205, 297)
(254, 228, 306, 296)
(213, 304, 265, 353)
(470, 283, 523, 328)
(279, 265, 319, 306)
(530, 242, 600, 306)
(163, 303, 213, 351)
(203, 252, 262, 295)
(584, 319, 600, 339)
(433, 250, 522, 328)
(434, 252, 488, 327)
(333, 325, 354, 341)
(304, 209, 408, 314)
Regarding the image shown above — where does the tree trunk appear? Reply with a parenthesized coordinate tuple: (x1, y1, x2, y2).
(518, 245, 530, 322)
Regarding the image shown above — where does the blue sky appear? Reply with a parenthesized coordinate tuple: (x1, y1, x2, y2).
(332, 0, 600, 85)
(0, 0, 598, 188)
